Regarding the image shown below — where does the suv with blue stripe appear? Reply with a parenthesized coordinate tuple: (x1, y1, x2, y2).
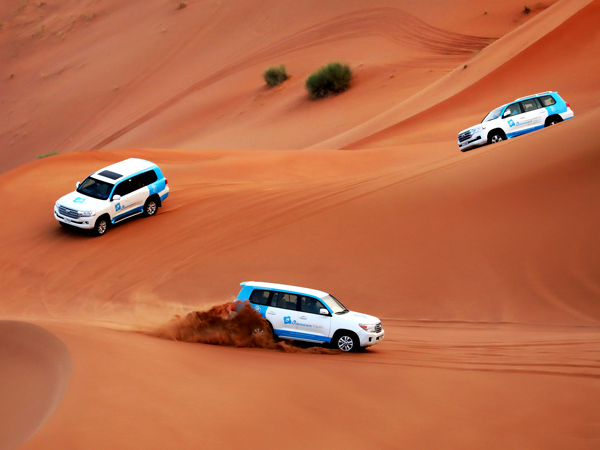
(458, 91, 574, 151)
(54, 158, 169, 236)
(237, 281, 384, 352)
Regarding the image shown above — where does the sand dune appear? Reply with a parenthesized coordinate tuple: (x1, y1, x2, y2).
(1, 0, 557, 173)
(0, 321, 71, 450)
(1, 0, 600, 448)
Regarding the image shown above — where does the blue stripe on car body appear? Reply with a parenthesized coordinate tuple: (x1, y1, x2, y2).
(112, 206, 144, 223)
(275, 329, 332, 343)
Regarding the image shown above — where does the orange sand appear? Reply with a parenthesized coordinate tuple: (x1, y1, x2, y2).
(1, 0, 599, 448)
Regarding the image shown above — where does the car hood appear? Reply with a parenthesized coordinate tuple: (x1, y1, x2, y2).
(336, 310, 381, 325)
(56, 191, 107, 211)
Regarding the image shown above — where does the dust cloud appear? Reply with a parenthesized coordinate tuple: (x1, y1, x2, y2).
(152, 301, 338, 354)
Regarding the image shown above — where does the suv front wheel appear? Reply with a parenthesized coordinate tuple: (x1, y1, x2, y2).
(333, 331, 359, 352)
(91, 215, 110, 237)
(488, 132, 504, 144)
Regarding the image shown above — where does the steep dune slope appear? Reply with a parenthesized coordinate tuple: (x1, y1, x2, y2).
(0, 321, 71, 450)
(0, 0, 554, 173)
(313, 0, 593, 150)
(348, 0, 600, 149)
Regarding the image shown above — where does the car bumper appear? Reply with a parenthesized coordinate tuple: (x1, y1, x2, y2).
(359, 329, 385, 347)
(458, 134, 485, 151)
(54, 208, 95, 229)
(560, 110, 574, 121)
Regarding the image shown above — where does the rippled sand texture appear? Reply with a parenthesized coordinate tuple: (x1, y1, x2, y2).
(1, 0, 599, 449)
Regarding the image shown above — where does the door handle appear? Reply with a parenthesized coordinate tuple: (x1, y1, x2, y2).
(299, 316, 307, 320)
(268, 311, 276, 315)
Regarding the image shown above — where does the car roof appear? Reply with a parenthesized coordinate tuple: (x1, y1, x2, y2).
(240, 281, 330, 298)
(513, 91, 555, 102)
(92, 158, 157, 183)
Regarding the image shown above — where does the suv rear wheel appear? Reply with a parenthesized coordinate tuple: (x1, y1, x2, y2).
(545, 115, 563, 127)
(143, 196, 158, 217)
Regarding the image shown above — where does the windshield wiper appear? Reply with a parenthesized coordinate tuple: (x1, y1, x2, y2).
(335, 310, 349, 315)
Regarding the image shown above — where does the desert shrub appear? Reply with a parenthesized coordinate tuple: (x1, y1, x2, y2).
(305, 62, 352, 99)
(523, 5, 531, 13)
(177, 2, 187, 9)
(38, 151, 58, 159)
(263, 65, 288, 87)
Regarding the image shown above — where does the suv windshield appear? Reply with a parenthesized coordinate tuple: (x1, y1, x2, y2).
(321, 294, 349, 315)
(481, 106, 503, 123)
(77, 177, 113, 200)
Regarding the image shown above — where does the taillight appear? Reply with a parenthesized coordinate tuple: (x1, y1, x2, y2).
(165, 178, 168, 185)
(566, 102, 570, 108)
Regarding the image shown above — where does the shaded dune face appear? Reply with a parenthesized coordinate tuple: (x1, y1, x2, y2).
(0, 321, 72, 450)
(0, 0, 536, 173)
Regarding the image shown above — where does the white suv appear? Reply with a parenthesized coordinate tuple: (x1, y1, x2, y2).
(54, 158, 169, 236)
(237, 281, 384, 351)
(458, 91, 574, 151)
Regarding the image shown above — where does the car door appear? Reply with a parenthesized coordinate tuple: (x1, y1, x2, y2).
(266, 291, 299, 339)
(502, 102, 526, 136)
(297, 296, 332, 343)
(112, 174, 146, 221)
(518, 98, 546, 132)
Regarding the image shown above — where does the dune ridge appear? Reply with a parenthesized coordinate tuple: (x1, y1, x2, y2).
(0, 321, 71, 450)
(311, 0, 594, 149)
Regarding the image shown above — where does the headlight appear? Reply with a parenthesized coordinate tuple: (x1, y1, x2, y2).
(471, 125, 483, 133)
(55, 201, 60, 207)
(78, 210, 96, 217)
(359, 323, 377, 332)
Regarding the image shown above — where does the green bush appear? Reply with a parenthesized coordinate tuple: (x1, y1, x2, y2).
(38, 151, 58, 159)
(263, 65, 288, 87)
(305, 62, 352, 99)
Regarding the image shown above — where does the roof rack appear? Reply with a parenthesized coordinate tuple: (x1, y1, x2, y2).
(514, 91, 553, 101)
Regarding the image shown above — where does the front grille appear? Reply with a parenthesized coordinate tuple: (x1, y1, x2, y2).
(58, 205, 79, 219)
(458, 131, 472, 142)
(375, 322, 382, 333)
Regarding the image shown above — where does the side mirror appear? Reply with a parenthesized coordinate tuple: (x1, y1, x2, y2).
(319, 308, 330, 316)
(502, 110, 511, 118)
(112, 195, 121, 201)
(76, 181, 80, 188)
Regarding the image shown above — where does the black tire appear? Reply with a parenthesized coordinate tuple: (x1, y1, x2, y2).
(488, 132, 504, 145)
(545, 115, 563, 127)
(332, 331, 359, 352)
(59, 221, 70, 228)
(91, 215, 110, 237)
(143, 196, 159, 217)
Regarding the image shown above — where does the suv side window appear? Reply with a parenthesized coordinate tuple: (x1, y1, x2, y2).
(113, 174, 144, 198)
(504, 103, 522, 118)
(250, 289, 271, 305)
(300, 296, 326, 314)
(130, 174, 144, 192)
(539, 95, 557, 107)
(141, 170, 158, 186)
(113, 179, 133, 198)
(271, 292, 298, 310)
(520, 98, 542, 112)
